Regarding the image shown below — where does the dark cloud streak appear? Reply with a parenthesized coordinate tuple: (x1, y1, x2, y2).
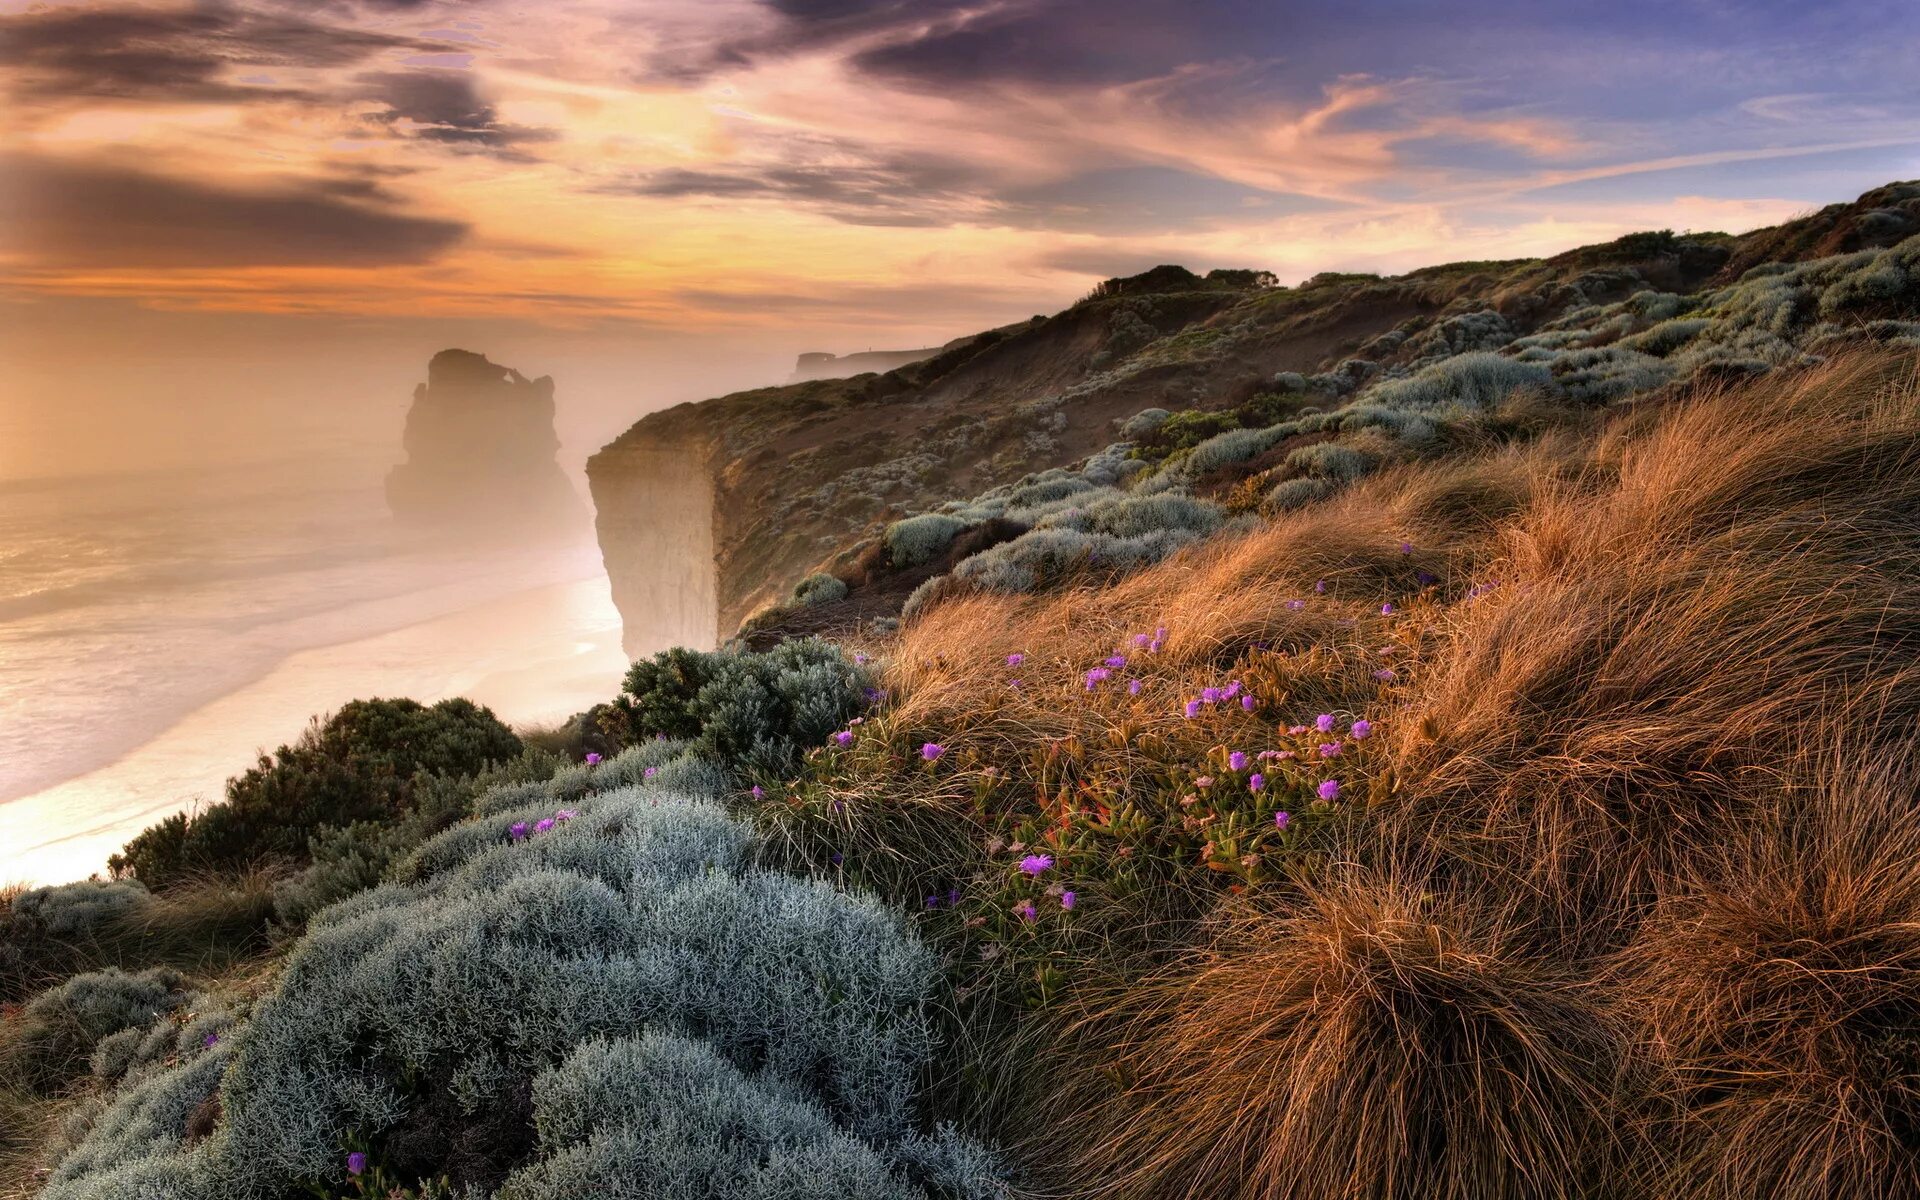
(0, 156, 469, 269)
(356, 69, 558, 155)
(0, 5, 440, 107)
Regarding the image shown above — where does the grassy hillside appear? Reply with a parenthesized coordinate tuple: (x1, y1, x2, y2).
(8, 185, 1920, 1199)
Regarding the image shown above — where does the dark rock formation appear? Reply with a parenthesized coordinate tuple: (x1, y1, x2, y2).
(387, 349, 588, 537)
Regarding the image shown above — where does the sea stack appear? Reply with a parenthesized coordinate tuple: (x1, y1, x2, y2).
(386, 349, 588, 537)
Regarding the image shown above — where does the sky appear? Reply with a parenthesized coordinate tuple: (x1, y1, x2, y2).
(3, 0, 1920, 391)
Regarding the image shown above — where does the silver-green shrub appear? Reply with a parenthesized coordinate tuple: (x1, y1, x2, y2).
(1119, 408, 1170, 438)
(41, 777, 1000, 1200)
(6, 880, 152, 940)
(885, 514, 968, 567)
(1362, 352, 1557, 412)
(15, 967, 189, 1091)
(792, 572, 850, 607)
(1285, 443, 1374, 483)
(1267, 476, 1336, 511)
(498, 1034, 933, 1200)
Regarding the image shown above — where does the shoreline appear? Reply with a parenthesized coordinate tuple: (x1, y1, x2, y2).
(0, 575, 628, 888)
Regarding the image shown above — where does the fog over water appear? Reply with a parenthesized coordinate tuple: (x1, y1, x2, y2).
(0, 320, 795, 885)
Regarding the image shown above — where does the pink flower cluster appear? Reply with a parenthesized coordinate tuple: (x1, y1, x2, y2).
(508, 808, 578, 842)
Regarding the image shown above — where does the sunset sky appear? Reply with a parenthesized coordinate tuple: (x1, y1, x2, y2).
(4, 0, 1920, 355)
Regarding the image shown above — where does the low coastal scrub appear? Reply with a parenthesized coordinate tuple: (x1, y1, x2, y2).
(42, 777, 1002, 1199)
(110, 698, 523, 888)
(758, 353, 1920, 1198)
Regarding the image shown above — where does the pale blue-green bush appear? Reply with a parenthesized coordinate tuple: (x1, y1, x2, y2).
(1037, 492, 1223, 540)
(15, 967, 189, 1090)
(1119, 407, 1170, 438)
(1362, 352, 1557, 412)
(950, 525, 1204, 597)
(1267, 476, 1336, 511)
(41, 777, 999, 1200)
(885, 514, 968, 567)
(1617, 317, 1710, 357)
(6, 880, 152, 940)
(792, 572, 850, 607)
(1182, 423, 1297, 475)
(496, 1034, 1001, 1200)
(1285, 442, 1374, 482)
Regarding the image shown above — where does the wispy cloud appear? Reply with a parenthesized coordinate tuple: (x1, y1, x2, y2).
(1, 0, 1917, 336)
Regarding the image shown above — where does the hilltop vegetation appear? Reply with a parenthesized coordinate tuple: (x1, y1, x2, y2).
(8, 182, 1920, 1200)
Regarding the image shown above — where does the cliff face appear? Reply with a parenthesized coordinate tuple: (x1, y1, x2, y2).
(587, 183, 1920, 655)
(387, 349, 588, 537)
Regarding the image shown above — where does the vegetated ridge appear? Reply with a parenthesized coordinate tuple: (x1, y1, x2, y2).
(589, 181, 1920, 654)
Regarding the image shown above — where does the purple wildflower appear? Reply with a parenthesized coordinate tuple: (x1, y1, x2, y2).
(1019, 853, 1054, 875)
(1274, 810, 1291, 830)
(1009, 678, 1023, 689)
(1249, 773, 1265, 792)
(1416, 570, 1438, 587)
(1289, 724, 1309, 735)
(347, 1152, 367, 1177)
(1202, 687, 1223, 704)
(584, 752, 602, 766)
(1381, 602, 1396, 615)
(830, 852, 843, 866)
(1316, 713, 1336, 733)
(1351, 719, 1373, 739)
(1400, 541, 1413, 554)
(1132, 633, 1151, 647)
(1007, 652, 1025, 667)
(555, 809, 578, 822)
(1060, 890, 1077, 910)
(1128, 678, 1143, 696)
(1085, 667, 1111, 689)
(643, 766, 659, 780)
(948, 888, 961, 906)
(834, 730, 853, 747)
(1223, 681, 1242, 699)
(921, 743, 946, 761)
(509, 822, 529, 842)
(1104, 655, 1127, 668)
(1314, 579, 1327, 594)
(202, 1032, 219, 1048)
(925, 895, 940, 908)
(1373, 668, 1398, 682)
(1015, 900, 1038, 922)
(1319, 742, 1343, 758)
(1185, 699, 1202, 718)
(535, 817, 555, 834)
(750, 785, 765, 800)
(1241, 694, 1257, 711)
(854, 652, 869, 665)
(1228, 750, 1249, 771)
(1156, 626, 1168, 640)
(1149, 639, 1163, 654)
(1318, 778, 1342, 801)
(1286, 599, 1306, 611)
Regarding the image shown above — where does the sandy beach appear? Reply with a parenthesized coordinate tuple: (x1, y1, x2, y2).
(0, 575, 627, 887)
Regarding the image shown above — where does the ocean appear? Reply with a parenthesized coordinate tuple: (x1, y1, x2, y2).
(0, 452, 628, 886)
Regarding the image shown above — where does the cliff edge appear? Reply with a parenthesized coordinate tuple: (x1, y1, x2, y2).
(588, 184, 1920, 658)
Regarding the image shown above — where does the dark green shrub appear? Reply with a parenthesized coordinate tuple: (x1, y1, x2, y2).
(111, 698, 521, 888)
(610, 640, 869, 774)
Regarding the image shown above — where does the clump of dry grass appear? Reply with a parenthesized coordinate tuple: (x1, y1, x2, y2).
(1614, 756, 1920, 1200)
(1063, 864, 1625, 1200)
(1387, 352, 1920, 933)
